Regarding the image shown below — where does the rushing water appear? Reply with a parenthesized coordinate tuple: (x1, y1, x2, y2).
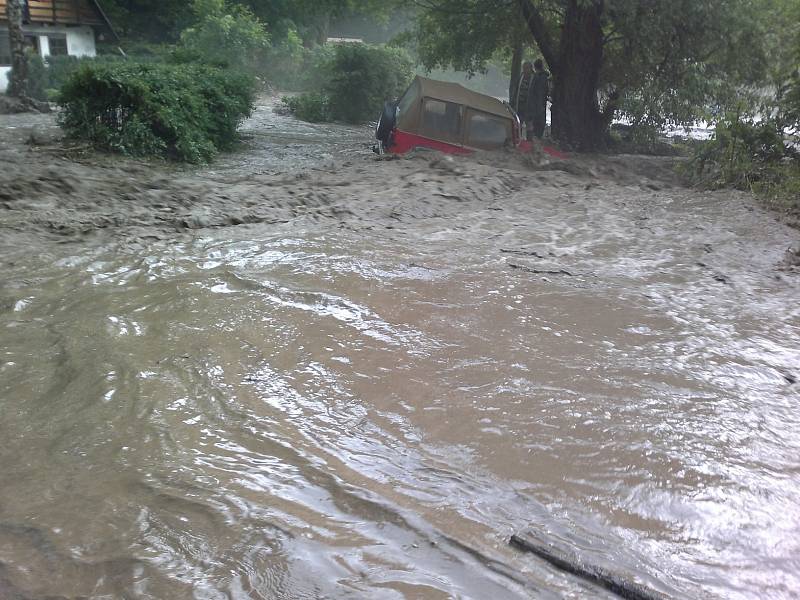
(1, 106, 799, 600)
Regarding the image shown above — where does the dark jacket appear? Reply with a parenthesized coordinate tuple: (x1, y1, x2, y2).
(514, 70, 549, 120)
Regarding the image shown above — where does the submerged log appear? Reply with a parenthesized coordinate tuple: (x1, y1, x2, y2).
(510, 530, 668, 600)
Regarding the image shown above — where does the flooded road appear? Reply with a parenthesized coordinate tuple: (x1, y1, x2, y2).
(1, 101, 799, 599)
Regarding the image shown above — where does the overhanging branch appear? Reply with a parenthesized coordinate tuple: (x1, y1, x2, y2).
(519, 0, 559, 74)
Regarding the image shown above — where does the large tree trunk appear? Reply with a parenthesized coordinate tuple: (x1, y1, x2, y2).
(521, 0, 608, 151)
(6, 0, 29, 99)
(550, 0, 606, 150)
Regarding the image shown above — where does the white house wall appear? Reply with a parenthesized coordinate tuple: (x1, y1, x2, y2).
(0, 25, 96, 93)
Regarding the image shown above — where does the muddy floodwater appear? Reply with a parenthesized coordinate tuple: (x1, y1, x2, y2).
(1, 99, 799, 599)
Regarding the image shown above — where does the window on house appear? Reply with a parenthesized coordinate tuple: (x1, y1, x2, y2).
(48, 35, 68, 56)
(0, 32, 11, 67)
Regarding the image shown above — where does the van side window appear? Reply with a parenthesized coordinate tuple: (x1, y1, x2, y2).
(421, 99, 462, 143)
(467, 111, 509, 149)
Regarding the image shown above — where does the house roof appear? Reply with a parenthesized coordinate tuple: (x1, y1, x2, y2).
(0, 0, 119, 41)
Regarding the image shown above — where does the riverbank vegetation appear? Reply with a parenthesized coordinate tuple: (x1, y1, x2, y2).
(58, 62, 255, 162)
(684, 0, 800, 220)
(5, 0, 800, 188)
(282, 43, 413, 124)
(685, 115, 799, 223)
(16, 0, 265, 162)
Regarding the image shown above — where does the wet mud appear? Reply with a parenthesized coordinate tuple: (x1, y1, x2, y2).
(1, 97, 799, 599)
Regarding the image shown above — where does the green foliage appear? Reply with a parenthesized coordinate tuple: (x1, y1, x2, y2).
(323, 43, 413, 123)
(602, 0, 770, 130)
(5, 51, 50, 102)
(281, 92, 332, 122)
(259, 29, 337, 91)
(260, 28, 306, 89)
(410, 0, 522, 77)
(179, 0, 270, 72)
(97, 0, 395, 45)
(57, 62, 256, 162)
(96, 0, 189, 42)
(279, 43, 412, 123)
(683, 22, 800, 217)
(607, 123, 679, 156)
(239, 0, 394, 42)
(19, 54, 163, 103)
(409, 0, 785, 137)
(22, 52, 48, 102)
(685, 113, 797, 196)
(44, 54, 151, 91)
(46, 55, 105, 91)
(782, 38, 800, 129)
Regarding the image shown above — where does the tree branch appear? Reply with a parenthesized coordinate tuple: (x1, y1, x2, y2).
(518, 0, 559, 74)
(410, 0, 515, 17)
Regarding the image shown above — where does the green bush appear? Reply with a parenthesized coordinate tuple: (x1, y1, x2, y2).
(46, 55, 94, 90)
(685, 114, 793, 189)
(281, 93, 331, 122)
(323, 43, 414, 124)
(24, 52, 48, 101)
(45, 54, 132, 91)
(280, 43, 414, 123)
(684, 112, 800, 216)
(608, 122, 680, 156)
(785, 66, 800, 129)
(57, 62, 256, 162)
(180, 0, 269, 73)
(4, 50, 54, 101)
(260, 28, 305, 90)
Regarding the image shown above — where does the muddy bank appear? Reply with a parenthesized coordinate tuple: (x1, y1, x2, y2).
(1, 104, 800, 600)
(0, 105, 687, 242)
(2, 141, 794, 274)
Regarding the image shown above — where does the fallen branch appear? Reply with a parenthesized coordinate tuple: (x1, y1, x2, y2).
(508, 262, 574, 276)
(500, 248, 546, 258)
(510, 531, 668, 600)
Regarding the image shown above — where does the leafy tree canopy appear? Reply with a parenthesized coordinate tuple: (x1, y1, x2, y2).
(96, 0, 189, 41)
(97, 0, 393, 44)
(179, 0, 269, 71)
(409, 0, 791, 148)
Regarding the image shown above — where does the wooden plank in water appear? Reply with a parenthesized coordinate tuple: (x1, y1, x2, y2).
(510, 530, 669, 600)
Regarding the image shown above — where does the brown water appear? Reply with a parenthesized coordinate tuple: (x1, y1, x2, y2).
(1, 106, 799, 599)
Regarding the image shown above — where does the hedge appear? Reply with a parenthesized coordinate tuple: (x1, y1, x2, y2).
(57, 62, 256, 162)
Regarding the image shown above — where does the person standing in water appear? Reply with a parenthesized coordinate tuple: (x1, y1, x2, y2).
(529, 59, 550, 139)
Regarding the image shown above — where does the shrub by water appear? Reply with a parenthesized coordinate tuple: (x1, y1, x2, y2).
(57, 62, 256, 163)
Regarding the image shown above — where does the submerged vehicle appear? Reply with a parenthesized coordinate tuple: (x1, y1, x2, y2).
(375, 76, 521, 155)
